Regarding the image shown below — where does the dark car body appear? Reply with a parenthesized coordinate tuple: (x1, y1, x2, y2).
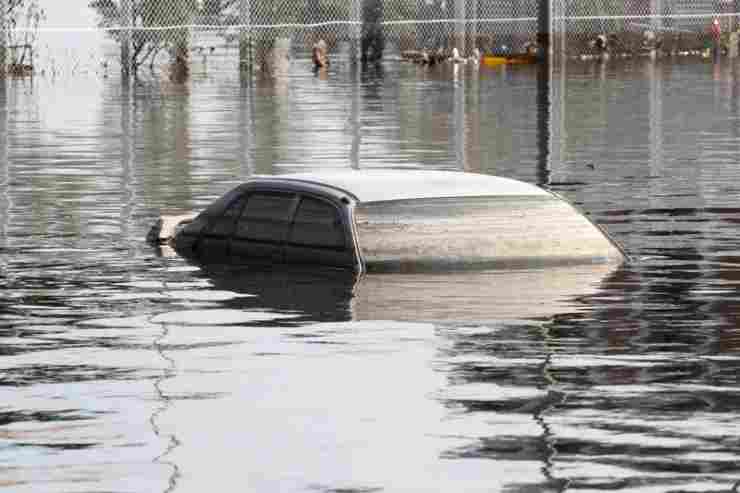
(149, 170, 626, 273)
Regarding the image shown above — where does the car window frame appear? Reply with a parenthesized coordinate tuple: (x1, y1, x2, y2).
(287, 194, 349, 252)
(182, 180, 362, 271)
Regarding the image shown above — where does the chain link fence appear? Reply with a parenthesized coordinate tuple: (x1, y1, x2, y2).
(560, 1, 740, 58)
(1, 0, 740, 77)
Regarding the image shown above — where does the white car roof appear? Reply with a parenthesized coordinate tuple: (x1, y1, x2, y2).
(267, 169, 550, 203)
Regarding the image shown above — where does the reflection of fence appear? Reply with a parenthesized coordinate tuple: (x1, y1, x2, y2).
(2, 0, 740, 77)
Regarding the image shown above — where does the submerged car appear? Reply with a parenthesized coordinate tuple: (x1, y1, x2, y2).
(148, 170, 626, 273)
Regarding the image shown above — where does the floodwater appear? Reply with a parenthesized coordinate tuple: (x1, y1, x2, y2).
(2, 55, 740, 492)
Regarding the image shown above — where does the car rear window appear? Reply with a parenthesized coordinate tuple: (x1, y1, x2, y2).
(354, 195, 618, 270)
(288, 197, 346, 249)
(234, 192, 296, 243)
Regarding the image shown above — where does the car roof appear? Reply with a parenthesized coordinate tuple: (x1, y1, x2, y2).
(252, 169, 550, 203)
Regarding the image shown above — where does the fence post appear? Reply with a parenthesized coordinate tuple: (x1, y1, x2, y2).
(536, 0, 552, 185)
(350, 64, 361, 169)
(119, 77, 134, 251)
(453, 68, 466, 169)
(351, 0, 361, 64)
(537, 0, 551, 59)
(468, 0, 477, 55)
(239, 82, 255, 177)
(648, 59, 664, 194)
(0, 0, 6, 75)
(0, 67, 7, 245)
(650, 0, 662, 35)
(121, 0, 132, 78)
(454, 0, 465, 54)
(553, 0, 565, 60)
(239, 0, 252, 76)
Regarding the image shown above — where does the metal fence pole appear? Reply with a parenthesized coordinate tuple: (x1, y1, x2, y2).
(121, 0, 132, 78)
(239, 0, 252, 76)
(554, 0, 565, 60)
(351, 0, 361, 64)
(0, 0, 6, 75)
(650, 0, 662, 34)
(0, 72, 7, 249)
(349, 0, 361, 167)
(547, 37, 566, 185)
(454, 0, 465, 54)
(536, 0, 552, 185)
(469, 0, 477, 54)
(453, 68, 466, 170)
(536, 60, 551, 186)
(239, 82, 255, 178)
(648, 60, 664, 204)
(538, 0, 551, 59)
(120, 76, 135, 255)
(350, 65, 361, 169)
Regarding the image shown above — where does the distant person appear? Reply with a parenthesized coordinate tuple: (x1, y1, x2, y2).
(312, 40, 329, 70)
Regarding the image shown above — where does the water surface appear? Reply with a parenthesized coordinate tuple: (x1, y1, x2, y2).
(2, 58, 740, 492)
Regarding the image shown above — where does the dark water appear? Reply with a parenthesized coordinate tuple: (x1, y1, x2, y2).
(3, 58, 740, 492)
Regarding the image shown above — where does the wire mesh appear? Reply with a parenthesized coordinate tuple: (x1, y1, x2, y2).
(1, 0, 740, 78)
(561, 1, 740, 58)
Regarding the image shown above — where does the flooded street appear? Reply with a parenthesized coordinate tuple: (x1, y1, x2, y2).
(3, 57, 740, 492)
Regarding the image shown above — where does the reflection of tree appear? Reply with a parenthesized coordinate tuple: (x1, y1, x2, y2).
(136, 84, 194, 209)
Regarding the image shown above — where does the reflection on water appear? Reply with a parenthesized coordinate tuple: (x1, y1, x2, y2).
(354, 265, 616, 322)
(3, 59, 740, 491)
(191, 262, 617, 322)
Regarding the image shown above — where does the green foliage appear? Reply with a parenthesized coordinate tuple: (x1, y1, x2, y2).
(303, 0, 349, 22)
(383, 0, 415, 21)
(89, 0, 200, 28)
(89, 0, 202, 75)
(142, 0, 198, 26)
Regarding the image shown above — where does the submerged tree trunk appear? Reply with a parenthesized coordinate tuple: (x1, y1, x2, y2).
(170, 30, 190, 83)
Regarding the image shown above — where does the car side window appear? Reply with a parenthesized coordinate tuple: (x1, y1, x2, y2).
(289, 196, 346, 250)
(234, 192, 296, 243)
(205, 194, 248, 237)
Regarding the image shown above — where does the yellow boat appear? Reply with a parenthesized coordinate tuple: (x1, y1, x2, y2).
(482, 54, 538, 67)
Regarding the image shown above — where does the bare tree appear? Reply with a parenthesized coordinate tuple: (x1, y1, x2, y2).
(4, 0, 45, 74)
(89, 0, 198, 78)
